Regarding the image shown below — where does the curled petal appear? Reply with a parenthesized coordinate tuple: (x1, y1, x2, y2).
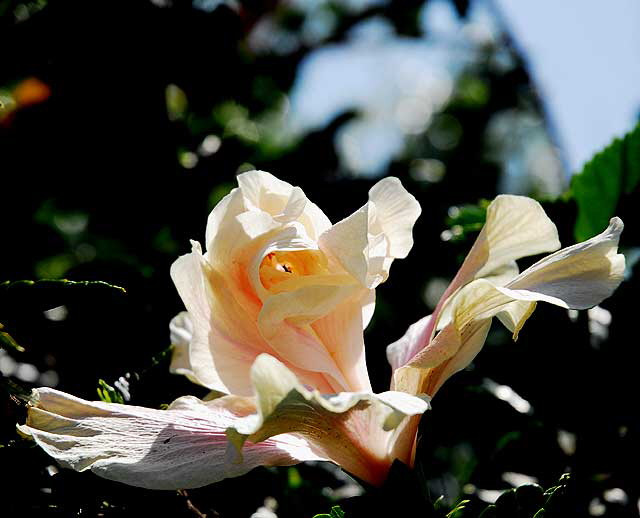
(311, 288, 375, 393)
(226, 354, 429, 486)
(171, 244, 336, 395)
(393, 319, 491, 396)
(393, 217, 624, 396)
(319, 177, 421, 289)
(235, 170, 332, 241)
(391, 195, 559, 370)
(458, 195, 561, 283)
(20, 388, 324, 490)
(258, 282, 365, 392)
(505, 217, 625, 309)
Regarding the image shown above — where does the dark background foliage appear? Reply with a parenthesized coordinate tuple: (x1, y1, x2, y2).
(1, 1, 639, 516)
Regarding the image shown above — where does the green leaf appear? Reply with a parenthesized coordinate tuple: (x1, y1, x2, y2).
(470, 474, 570, 518)
(313, 505, 345, 518)
(0, 279, 126, 294)
(96, 379, 125, 404)
(570, 123, 640, 241)
(0, 324, 25, 353)
(444, 200, 489, 243)
(447, 500, 471, 517)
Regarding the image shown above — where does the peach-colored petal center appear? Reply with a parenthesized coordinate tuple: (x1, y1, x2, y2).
(259, 250, 329, 292)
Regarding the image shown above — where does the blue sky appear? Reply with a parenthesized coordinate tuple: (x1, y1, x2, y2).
(285, 0, 640, 181)
(496, 0, 640, 174)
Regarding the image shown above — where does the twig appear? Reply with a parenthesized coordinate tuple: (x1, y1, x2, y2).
(177, 489, 219, 518)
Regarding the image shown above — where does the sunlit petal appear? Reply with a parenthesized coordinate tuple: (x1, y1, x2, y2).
(169, 311, 199, 383)
(393, 217, 624, 396)
(226, 354, 429, 486)
(20, 388, 324, 490)
(319, 177, 421, 289)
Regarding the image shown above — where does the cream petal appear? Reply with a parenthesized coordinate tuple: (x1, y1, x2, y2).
(461, 195, 560, 281)
(226, 354, 429, 486)
(205, 187, 247, 255)
(367, 177, 422, 259)
(236, 170, 332, 240)
(168, 311, 199, 383)
(433, 196, 559, 323)
(394, 218, 624, 396)
(275, 186, 307, 223)
(170, 244, 227, 392)
(319, 206, 369, 284)
(361, 288, 376, 329)
(319, 177, 421, 289)
(391, 196, 559, 373)
(504, 217, 625, 310)
(20, 388, 324, 490)
(495, 300, 537, 340)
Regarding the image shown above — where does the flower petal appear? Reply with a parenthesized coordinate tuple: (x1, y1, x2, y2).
(393, 319, 492, 396)
(171, 244, 335, 395)
(20, 388, 324, 490)
(504, 217, 625, 309)
(258, 282, 366, 393)
(311, 288, 375, 393)
(457, 195, 561, 283)
(225, 354, 429, 486)
(236, 170, 332, 240)
(390, 196, 560, 372)
(170, 243, 229, 393)
(169, 311, 198, 383)
(386, 315, 432, 373)
(319, 177, 421, 289)
(393, 217, 624, 396)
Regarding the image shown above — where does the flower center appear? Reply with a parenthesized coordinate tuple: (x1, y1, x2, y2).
(259, 250, 328, 292)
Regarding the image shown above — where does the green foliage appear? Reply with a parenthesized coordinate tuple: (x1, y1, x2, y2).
(570, 123, 640, 241)
(0, 279, 125, 293)
(445, 200, 489, 243)
(96, 379, 125, 404)
(313, 505, 345, 518)
(447, 500, 471, 517)
(0, 323, 24, 353)
(450, 474, 570, 518)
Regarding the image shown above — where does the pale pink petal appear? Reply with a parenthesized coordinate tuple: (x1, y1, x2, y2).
(311, 288, 375, 393)
(171, 244, 335, 395)
(258, 283, 361, 392)
(386, 315, 432, 373)
(20, 388, 324, 490)
(226, 355, 429, 486)
(170, 244, 228, 393)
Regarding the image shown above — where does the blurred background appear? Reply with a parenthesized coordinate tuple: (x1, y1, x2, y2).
(1, 0, 639, 516)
